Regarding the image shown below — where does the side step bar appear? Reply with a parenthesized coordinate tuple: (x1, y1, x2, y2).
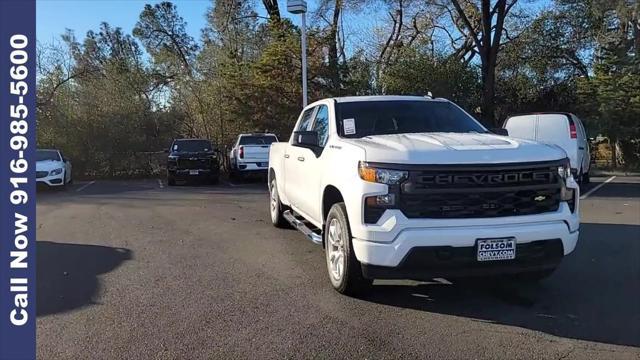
(283, 210, 322, 245)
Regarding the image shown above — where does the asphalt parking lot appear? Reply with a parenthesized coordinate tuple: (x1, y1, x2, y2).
(36, 176, 640, 359)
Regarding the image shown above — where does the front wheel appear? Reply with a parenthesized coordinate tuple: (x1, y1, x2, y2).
(269, 178, 289, 228)
(325, 203, 372, 296)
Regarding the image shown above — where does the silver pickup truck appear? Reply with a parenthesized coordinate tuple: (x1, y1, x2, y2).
(229, 133, 278, 178)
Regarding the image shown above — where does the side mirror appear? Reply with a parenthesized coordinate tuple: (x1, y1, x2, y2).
(491, 128, 509, 136)
(294, 131, 319, 147)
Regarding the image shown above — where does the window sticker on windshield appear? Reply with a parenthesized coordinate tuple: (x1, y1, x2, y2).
(343, 118, 356, 135)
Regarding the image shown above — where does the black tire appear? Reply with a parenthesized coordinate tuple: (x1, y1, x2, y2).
(325, 203, 373, 296)
(269, 178, 290, 228)
(167, 174, 176, 186)
(210, 175, 219, 185)
(582, 171, 590, 184)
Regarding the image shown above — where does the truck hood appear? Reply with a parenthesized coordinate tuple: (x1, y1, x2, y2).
(343, 132, 567, 164)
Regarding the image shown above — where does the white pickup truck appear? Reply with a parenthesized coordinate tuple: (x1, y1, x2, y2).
(229, 133, 278, 177)
(268, 95, 580, 295)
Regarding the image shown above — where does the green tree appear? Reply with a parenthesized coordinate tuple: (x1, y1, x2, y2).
(380, 48, 480, 110)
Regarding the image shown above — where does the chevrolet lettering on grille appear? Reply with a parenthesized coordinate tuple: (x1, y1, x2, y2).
(420, 171, 554, 186)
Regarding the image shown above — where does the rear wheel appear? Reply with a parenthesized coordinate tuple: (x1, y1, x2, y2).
(325, 203, 372, 296)
(269, 178, 289, 228)
(167, 174, 176, 186)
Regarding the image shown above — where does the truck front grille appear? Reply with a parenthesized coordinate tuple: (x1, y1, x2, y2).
(177, 159, 211, 170)
(398, 161, 563, 219)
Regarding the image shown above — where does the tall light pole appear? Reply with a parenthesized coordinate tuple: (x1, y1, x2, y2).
(287, 0, 308, 107)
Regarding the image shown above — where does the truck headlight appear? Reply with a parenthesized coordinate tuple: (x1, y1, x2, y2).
(557, 159, 575, 208)
(358, 162, 407, 185)
(557, 159, 571, 180)
(50, 168, 63, 176)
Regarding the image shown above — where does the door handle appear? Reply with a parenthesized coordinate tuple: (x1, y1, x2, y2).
(297, 156, 305, 162)
(284, 154, 290, 159)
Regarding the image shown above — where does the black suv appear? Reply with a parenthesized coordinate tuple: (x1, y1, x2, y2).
(166, 139, 220, 185)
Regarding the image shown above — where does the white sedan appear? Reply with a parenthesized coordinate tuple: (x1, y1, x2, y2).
(36, 149, 72, 188)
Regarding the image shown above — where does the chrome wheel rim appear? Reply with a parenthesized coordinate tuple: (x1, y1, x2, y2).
(327, 218, 345, 282)
(270, 183, 278, 221)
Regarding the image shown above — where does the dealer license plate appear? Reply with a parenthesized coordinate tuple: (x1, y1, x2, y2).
(477, 238, 516, 261)
(189, 170, 199, 175)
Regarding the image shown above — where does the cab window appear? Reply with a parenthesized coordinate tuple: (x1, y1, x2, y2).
(311, 105, 330, 147)
(296, 107, 316, 131)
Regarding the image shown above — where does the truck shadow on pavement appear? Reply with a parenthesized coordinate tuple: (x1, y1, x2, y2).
(360, 223, 640, 348)
(37, 241, 132, 316)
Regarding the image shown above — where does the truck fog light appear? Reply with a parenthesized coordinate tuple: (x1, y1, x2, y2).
(366, 194, 395, 207)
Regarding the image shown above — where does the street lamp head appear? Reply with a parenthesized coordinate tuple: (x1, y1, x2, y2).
(287, 0, 307, 14)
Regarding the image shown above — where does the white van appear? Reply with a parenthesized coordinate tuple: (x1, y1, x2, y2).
(504, 112, 590, 183)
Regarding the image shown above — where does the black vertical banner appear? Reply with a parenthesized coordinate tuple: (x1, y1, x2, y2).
(0, 0, 36, 359)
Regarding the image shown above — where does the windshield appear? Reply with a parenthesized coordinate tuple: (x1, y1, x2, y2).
(239, 135, 278, 145)
(336, 100, 487, 138)
(172, 140, 213, 152)
(37, 150, 61, 161)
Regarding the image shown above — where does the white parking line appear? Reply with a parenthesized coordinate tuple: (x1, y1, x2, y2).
(157, 179, 164, 189)
(580, 176, 616, 200)
(75, 180, 96, 192)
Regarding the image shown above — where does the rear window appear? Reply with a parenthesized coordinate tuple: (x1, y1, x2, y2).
(172, 140, 213, 152)
(239, 135, 278, 145)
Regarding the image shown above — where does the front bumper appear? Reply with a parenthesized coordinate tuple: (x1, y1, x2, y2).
(353, 212, 579, 267)
(169, 168, 219, 178)
(36, 173, 65, 187)
(361, 239, 564, 280)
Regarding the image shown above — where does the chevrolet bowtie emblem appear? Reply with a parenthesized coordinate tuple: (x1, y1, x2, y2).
(534, 195, 546, 202)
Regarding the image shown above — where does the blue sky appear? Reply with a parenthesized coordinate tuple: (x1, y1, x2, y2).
(36, 0, 549, 58)
(38, 0, 216, 44)
(36, 0, 322, 44)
